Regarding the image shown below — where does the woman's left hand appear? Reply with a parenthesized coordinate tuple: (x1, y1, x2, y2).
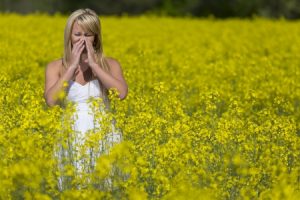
(84, 37, 98, 68)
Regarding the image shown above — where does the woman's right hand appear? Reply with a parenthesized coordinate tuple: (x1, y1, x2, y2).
(69, 39, 85, 71)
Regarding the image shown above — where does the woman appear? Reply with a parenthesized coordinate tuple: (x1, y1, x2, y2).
(44, 8, 128, 190)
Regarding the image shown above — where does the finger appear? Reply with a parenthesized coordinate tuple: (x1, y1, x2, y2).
(78, 43, 85, 54)
(73, 44, 84, 60)
(84, 38, 90, 49)
(74, 45, 84, 56)
(73, 39, 84, 52)
(72, 39, 82, 50)
(74, 40, 85, 53)
(74, 46, 84, 60)
(85, 38, 94, 54)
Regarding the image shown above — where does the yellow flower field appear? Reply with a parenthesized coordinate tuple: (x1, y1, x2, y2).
(0, 13, 299, 199)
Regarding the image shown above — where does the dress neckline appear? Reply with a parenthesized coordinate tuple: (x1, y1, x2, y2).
(69, 79, 98, 87)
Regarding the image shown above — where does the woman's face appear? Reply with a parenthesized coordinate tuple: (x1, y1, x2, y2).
(71, 21, 95, 53)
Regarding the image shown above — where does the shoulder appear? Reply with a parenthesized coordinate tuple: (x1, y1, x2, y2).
(45, 58, 63, 75)
(46, 58, 63, 69)
(105, 57, 122, 70)
(104, 57, 127, 85)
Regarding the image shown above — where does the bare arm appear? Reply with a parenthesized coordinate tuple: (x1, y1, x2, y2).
(44, 38, 85, 107)
(90, 57, 128, 100)
(44, 60, 76, 107)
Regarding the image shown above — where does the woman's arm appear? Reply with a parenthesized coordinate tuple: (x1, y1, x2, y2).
(44, 60, 76, 107)
(90, 57, 128, 100)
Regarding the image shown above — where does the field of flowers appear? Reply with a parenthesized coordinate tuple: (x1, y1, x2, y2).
(0, 13, 300, 199)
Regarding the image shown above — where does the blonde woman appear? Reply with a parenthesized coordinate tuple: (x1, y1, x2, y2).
(44, 8, 128, 190)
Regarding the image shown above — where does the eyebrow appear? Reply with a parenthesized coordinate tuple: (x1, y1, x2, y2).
(74, 31, 83, 33)
(73, 33, 92, 36)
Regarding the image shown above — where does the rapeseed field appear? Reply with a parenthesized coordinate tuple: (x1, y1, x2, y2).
(0, 13, 299, 199)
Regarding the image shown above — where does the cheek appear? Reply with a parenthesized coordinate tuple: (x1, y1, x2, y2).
(89, 36, 95, 43)
(71, 38, 75, 46)
(71, 35, 80, 44)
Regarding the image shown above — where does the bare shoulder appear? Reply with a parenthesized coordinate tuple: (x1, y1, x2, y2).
(105, 57, 122, 70)
(46, 58, 63, 76)
(105, 57, 127, 84)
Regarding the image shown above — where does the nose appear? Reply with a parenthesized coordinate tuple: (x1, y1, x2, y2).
(76, 37, 84, 43)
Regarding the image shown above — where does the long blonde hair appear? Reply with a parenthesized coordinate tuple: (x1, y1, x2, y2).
(62, 8, 111, 108)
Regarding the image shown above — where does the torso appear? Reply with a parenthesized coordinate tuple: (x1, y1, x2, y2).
(52, 56, 116, 90)
(58, 58, 99, 86)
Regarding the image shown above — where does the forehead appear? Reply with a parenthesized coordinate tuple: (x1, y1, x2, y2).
(72, 21, 88, 32)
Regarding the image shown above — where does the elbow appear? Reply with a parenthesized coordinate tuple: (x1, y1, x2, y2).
(119, 93, 127, 100)
(44, 93, 58, 107)
(45, 98, 56, 107)
(119, 85, 128, 100)
(46, 100, 56, 107)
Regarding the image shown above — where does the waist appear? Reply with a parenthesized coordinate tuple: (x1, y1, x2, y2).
(73, 101, 106, 112)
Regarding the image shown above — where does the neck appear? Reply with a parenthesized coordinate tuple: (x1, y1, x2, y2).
(79, 66, 93, 80)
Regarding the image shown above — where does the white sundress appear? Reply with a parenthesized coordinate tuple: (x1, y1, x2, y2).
(55, 79, 122, 191)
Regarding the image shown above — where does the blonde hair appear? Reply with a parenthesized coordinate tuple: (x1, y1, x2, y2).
(62, 8, 111, 108)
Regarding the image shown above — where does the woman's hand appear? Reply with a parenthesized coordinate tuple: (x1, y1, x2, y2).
(84, 37, 98, 68)
(69, 38, 85, 70)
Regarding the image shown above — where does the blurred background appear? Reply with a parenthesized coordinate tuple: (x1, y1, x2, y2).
(0, 0, 300, 19)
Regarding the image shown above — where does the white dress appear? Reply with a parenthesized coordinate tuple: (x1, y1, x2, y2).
(56, 79, 122, 190)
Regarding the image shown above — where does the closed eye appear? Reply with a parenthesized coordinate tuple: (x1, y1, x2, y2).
(74, 33, 93, 36)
